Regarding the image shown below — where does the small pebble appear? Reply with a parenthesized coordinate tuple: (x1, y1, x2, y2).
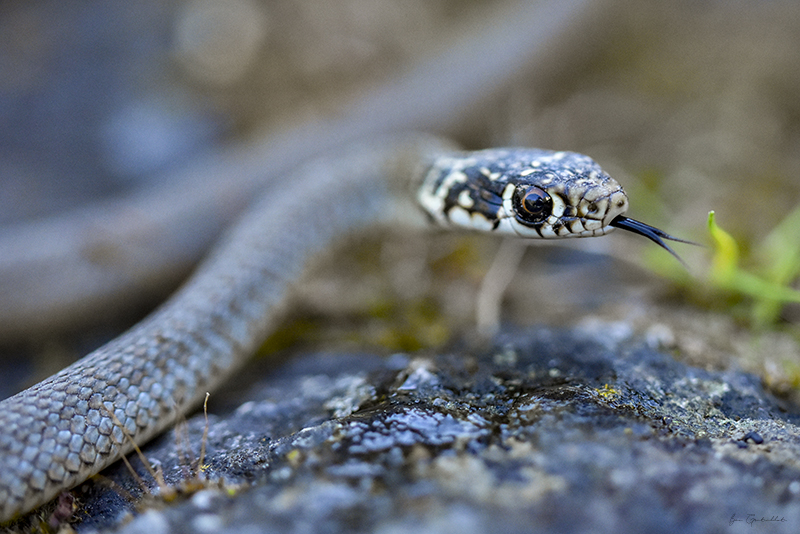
(743, 431, 764, 444)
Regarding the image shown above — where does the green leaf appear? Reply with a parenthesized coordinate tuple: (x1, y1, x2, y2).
(706, 211, 800, 324)
(707, 210, 738, 283)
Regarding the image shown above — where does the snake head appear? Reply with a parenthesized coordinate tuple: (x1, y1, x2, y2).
(419, 148, 628, 238)
(419, 148, 695, 262)
(495, 158, 629, 239)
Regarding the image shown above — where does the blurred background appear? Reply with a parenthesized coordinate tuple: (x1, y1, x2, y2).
(2, 0, 800, 399)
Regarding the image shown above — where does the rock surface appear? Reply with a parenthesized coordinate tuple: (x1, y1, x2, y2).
(58, 324, 800, 534)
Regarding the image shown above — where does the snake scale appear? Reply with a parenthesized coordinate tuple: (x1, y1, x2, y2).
(0, 0, 691, 524)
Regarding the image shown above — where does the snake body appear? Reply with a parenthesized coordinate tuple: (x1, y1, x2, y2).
(0, 133, 688, 521)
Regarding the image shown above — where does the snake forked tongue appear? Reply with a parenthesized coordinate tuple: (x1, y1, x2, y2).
(609, 215, 698, 265)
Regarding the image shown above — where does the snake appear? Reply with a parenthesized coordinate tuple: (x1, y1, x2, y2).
(0, 133, 690, 522)
(0, 1, 694, 524)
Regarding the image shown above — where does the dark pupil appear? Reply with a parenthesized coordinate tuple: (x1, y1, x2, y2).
(523, 191, 547, 214)
(513, 186, 552, 225)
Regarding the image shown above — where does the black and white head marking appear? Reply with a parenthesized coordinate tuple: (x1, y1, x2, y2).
(418, 148, 628, 238)
(417, 147, 694, 260)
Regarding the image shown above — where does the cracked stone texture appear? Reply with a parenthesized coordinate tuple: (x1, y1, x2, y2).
(49, 324, 800, 534)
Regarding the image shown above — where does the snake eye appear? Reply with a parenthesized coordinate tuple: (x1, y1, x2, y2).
(513, 185, 552, 225)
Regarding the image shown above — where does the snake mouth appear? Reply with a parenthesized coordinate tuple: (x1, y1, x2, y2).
(610, 215, 698, 264)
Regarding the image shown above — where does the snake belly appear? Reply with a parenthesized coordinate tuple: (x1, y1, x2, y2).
(0, 135, 633, 521)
